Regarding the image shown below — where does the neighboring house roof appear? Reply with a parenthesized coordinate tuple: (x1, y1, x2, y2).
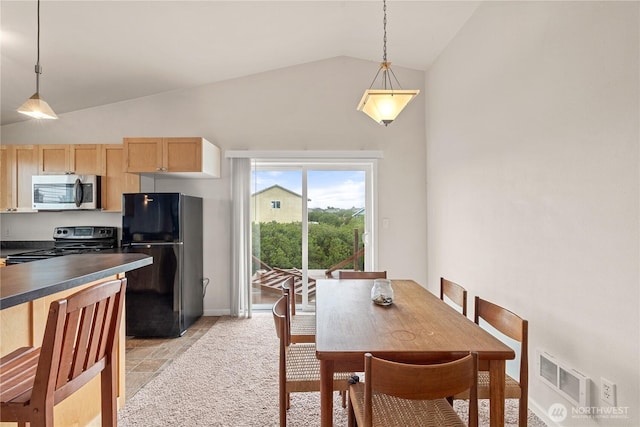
(251, 185, 302, 199)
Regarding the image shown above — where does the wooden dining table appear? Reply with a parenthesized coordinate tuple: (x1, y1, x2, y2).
(315, 278, 515, 427)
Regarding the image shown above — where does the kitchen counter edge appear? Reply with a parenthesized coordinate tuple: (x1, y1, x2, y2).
(0, 253, 153, 310)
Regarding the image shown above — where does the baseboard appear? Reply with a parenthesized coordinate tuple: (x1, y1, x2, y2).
(203, 308, 231, 316)
(530, 398, 558, 426)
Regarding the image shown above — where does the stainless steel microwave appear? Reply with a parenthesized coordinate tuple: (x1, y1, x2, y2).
(32, 175, 101, 210)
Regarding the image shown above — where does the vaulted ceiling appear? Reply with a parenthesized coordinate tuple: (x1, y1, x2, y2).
(1, 1, 479, 126)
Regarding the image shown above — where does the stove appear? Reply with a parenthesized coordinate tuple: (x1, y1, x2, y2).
(5, 226, 118, 265)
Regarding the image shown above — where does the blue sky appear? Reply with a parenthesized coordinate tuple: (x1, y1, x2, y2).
(252, 170, 365, 209)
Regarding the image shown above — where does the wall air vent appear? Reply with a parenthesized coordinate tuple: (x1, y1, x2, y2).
(537, 350, 590, 407)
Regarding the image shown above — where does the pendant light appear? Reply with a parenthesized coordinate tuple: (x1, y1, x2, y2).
(17, 0, 58, 120)
(356, 0, 419, 126)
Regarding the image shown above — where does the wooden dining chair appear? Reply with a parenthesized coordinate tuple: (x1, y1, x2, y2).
(440, 277, 468, 316)
(272, 295, 350, 427)
(455, 296, 528, 426)
(348, 352, 478, 427)
(281, 277, 315, 343)
(338, 271, 387, 279)
(0, 278, 127, 427)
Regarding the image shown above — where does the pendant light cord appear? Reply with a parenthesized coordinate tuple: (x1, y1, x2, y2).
(35, 0, 41, 93)
(382, 0, 387, 64)
(381, 0, 395, 91)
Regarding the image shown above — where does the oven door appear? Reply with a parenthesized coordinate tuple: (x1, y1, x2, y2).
(32, 175, 101, 210)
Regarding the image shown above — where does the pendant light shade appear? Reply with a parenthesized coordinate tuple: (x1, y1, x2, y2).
(357, 89, 419, 126)
(18, 92, 58, 120)
(357, 0, 419, 126)
(18, 0, 57, 120)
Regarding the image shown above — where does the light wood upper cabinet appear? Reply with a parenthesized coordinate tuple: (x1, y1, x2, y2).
(0, 146, 11, 210)
(39, 144, 101, 175)
(122, 138, 163, 173)
(165, 138, 202, 172)
(123, 137, 220, 178)
(72, 145, 102, 175)
(101, 145, 140, 212)
(0, 145, 39, 212)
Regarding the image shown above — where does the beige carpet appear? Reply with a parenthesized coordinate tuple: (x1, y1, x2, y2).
(118, 313, 546, 426)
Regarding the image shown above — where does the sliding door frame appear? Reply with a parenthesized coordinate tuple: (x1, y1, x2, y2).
(233, 151, 381, 311)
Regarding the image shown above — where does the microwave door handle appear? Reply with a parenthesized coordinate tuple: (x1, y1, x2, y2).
(74, 178, 83, 207)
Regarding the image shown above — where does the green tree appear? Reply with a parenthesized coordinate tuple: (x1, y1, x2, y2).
(253, 208, 365, 273)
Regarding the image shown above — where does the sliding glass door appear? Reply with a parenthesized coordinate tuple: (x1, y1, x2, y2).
(250, 160, 375, 311)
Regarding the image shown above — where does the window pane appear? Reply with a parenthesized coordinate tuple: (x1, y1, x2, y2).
(308, 170, 366, 271)
(251, 169, 302, 307)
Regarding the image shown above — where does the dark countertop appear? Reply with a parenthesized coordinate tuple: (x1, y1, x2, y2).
(0, 248, 29, 257)
(0, 241, 53, 258)
(0, 253, 152, 310)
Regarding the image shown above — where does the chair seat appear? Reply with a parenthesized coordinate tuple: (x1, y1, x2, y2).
(454, 371, 521, 399)
(349, 382, 466, 427)
(290, 315, 315, 343)
(0, 347, 40, 407)
(286, 343, 351, 392)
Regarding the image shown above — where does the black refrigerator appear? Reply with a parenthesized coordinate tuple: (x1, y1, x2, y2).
(122, 193, 203, 337)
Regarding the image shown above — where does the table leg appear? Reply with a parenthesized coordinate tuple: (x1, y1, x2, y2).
(489, 359, 506, 427)
(320, 359, 334, 427)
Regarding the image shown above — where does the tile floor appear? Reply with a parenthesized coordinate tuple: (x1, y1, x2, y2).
(124, 316, 220, 400)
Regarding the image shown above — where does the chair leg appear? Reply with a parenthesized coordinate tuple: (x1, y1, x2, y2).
(29, 403, 53, 427)
(101, 360, 117, 427)
(279, 379, 287, 427)
(347, 393, 358, 427)
(280, 402, 286, 427)
(519, 397, 528, 426)
(341, 390, 347, 408)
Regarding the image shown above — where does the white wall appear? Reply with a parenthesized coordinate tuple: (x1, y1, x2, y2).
(426, 1, 639, 425)
(1, 56, 428, 315)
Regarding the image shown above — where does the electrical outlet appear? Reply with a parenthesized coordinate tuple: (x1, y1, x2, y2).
(600, 378, 616, 406)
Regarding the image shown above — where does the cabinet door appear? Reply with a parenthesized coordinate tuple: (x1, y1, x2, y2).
(101, 145, 140, 211)
(123, 138, 163, 172)
(15, 146, 39, 210)
(164, 137, 202, 172)
(0, 146, 14, 210)
(1, 145, 38, 211)
(38, 145, 70, 174)
(71, 145, 101, 175)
